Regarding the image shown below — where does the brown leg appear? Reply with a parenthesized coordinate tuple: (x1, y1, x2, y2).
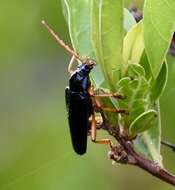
(88, 87, 124, 99)
(91, 114, 113, 148)
(88, 87, 128, 114)
(93, 94, 128, 114)
(89, 115, 102, 125)
(92, 93, 124, 99)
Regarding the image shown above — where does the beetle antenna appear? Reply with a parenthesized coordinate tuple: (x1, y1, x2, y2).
(41, 20, 83, 62)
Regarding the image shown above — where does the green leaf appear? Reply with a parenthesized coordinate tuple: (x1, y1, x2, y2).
(133, 102, 162, 166)
(129, 109, 157, 136)
(139, 50, 153, 80)
(122, 21, 144, 74)
(144, 0, 175, 78)
(61, 0, 106, 88)
(151, 61, 168, 101)
(62, 0, 93, 57)
(61, 0, 68, 24)
(124, 8, 136, 32)
(90, 65, 105, 88)
(128, 63, 145, 77)
(117, 76, 149, 128)
(91, 0, 123, 91)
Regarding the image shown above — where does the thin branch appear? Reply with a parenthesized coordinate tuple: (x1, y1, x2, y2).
(161, 140, 175, 151)
(101, 121, 175, 186)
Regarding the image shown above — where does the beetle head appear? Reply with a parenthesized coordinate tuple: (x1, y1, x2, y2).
(76, 57, 96, 76)
(83, 57, 96, 69)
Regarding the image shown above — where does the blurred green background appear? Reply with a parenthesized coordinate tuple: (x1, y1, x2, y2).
(0, 0, 175, 189)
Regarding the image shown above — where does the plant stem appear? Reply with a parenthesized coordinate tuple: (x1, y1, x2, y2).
(102, 122, 175, 186)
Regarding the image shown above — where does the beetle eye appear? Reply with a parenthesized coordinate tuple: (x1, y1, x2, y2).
(84, 64, 89, 70)
(89, 60, 96, 66)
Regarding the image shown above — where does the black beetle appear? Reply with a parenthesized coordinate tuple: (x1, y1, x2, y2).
(65, 57, 95, 155)
(42, 20, 126, 155)
(65, 56, 126, 155)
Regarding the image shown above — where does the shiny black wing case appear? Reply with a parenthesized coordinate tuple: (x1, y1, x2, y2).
(65, 86, 91, 155)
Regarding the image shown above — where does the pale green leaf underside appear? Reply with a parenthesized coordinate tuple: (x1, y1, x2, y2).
(144, 0, 175, 78)
(63, 0, 92, 57)
(133, 102, 162, 166)
(91, 0, 123, 91)
(129, 109, 157, 136)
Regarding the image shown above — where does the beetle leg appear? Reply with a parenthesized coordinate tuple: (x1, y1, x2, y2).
(88, 87, 128, 114)
(92, 93, 124, 99)
(89, 115, 103, 125)
(91, 114, 113, 148)
(88, 87, 125, 99)
(68, 55, 76, 75)
(93, 95, 128, 114)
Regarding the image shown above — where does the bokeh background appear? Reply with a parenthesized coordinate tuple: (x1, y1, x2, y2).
(0, 0, 175, 189)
